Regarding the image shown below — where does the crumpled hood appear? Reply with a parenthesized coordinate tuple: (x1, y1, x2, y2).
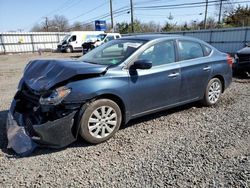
(23, 59, 108, 92)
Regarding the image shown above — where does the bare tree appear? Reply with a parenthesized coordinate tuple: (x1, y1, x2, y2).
(50, 15, 69, 31)
(71, 21, 84, 31)
(30, 24, 43, 32)
(81, 24, 95, 31)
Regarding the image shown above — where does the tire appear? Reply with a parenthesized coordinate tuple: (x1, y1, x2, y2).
(79, 99, 122, 144)
(202, 78, 222, 106)
(66, 46, 73, 53)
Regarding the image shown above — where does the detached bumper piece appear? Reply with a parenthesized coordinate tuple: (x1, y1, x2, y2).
(6, 112, 37, 157)
(6, 89, 79, 156)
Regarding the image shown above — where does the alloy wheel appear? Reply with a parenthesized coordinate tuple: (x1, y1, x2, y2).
(88, 106, 117, 139)
(208, 80, 221, 104)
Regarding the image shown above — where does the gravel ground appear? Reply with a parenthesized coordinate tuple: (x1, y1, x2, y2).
(0, 53, 249, 187)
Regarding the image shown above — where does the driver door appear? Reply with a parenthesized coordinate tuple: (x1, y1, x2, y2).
(128, 40, 181, 117)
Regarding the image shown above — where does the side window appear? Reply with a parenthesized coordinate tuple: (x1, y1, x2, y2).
(105, 36, 115, 42)
(69, 35, 76, 42)
(202, 45, 212, 56)
(115, 35, 120, 39)
(178, 40, 204, 60)
(138, 40, 175, 66)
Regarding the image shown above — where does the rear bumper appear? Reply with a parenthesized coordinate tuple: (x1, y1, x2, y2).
(6, 99, 78, 156)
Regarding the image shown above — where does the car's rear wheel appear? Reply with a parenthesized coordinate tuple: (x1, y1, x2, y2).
(202, 78, 222, 106)
(79, 99, 122, 144)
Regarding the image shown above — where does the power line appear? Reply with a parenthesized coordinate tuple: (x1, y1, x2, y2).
(135, 12, 209, 17)
(68, 1, 109, 22)
(44, 0, 74, 17)
(54, 0, 84, 15)
(135, 0, 175, 5)
(135, 0, 223, 9)
(82, 7, 129, 25)
(134, 0, 250, 10)
(68, 7, 130, 30)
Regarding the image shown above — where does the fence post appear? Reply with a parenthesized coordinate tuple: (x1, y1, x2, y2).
(0, 34, 6, 54)
(57, 33, 60, 43)
(30, 34, 35, 53)
(209, 30, 213, 44)
(244, 27, 248, 47)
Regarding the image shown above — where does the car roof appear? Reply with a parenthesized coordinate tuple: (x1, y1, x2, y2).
(120, 34, 200, 42)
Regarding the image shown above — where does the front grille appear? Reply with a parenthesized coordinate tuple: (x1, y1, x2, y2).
(21, 84, 41, 105)
(23, 115, 39, 137)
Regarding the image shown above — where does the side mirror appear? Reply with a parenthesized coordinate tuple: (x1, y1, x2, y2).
(131, 59, 152, 70)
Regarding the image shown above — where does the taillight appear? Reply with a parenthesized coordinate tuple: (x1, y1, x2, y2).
(227, 54, 233, 67)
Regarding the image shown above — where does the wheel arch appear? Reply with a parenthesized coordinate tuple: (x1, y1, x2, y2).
(93, 93, 127, 125)
(67, 45, 73, 53)
(212, 75, 225, 92)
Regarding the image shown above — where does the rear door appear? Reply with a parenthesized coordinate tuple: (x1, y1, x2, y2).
(128, 40, 181, 116)
(177, 40, 212, 101)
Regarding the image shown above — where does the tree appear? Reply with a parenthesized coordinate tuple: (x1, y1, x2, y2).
(30, 15, 69, 32)
(224, 5, 250, 27)
(141, 21, 161, 32)
(50, 15, 69, 31)
(71, 21, 84, 31)
(214, 0, 235, 22)
(116, 22, 130, 34)
(161, 22, 177, 32)
(31, 24, 43, 32)
(115, 20, 143, 34)
(206, 17, 217, 29)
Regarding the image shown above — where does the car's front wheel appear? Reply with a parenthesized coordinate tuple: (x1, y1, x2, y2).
(79, 99, 122, 144)
(66, 46, 73, 53)
(202, 78, 222, 106)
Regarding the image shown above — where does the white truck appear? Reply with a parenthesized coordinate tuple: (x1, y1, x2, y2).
(58, 31, 104, 53)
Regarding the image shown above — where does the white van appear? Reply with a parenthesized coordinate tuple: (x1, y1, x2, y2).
(58, 31, 104, 53)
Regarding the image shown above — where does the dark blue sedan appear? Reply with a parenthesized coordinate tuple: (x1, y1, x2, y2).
(7, 35, 233, 155)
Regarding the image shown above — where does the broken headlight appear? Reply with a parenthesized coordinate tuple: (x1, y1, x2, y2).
(39, 86, 71, 105)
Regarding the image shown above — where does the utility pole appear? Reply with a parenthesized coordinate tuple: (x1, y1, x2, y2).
(218, 0, 223, 25)
(204, 0, 208, 29)
(130, 0, 134, 33)
(44, 17, 49, 32)
(109, 0, 114, 31)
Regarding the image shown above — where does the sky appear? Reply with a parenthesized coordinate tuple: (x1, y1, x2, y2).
(0, 0, 248, 32)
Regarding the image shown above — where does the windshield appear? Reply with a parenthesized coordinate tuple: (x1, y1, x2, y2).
(97, 34, 107, 41)
(62, 34, 70, 42)
(78, 39, 146, 65)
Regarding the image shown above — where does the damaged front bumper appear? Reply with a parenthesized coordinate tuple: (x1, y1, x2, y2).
(6, 90, 81, 156)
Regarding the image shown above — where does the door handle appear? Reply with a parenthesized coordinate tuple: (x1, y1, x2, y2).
(168, 72, 180, 78)
(203, 66, 211, 71)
